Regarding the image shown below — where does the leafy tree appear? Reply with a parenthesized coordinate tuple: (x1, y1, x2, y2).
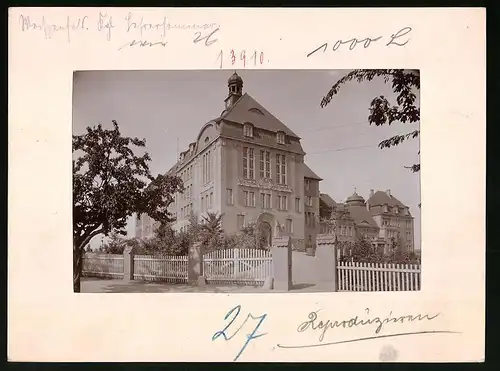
(223, 222, 267, 250)
(199, 212, 224, 252)
(350, 237, 384, 263)
(321, 69, 420, 172)
(73, 121, 183, 292)
(101, 232, 127, 255)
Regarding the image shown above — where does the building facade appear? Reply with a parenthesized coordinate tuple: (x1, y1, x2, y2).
(319, 189, 415, 255)
(135, 72, 322, 247)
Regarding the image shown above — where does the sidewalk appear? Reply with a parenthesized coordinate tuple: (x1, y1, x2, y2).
(80, 278, 330, 293)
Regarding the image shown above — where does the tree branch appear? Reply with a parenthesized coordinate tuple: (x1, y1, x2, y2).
(75, 228, 104, 251)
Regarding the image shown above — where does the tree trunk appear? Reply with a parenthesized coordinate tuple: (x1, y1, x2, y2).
(73, 243, 83, 293)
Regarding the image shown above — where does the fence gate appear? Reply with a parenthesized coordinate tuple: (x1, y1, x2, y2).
(203, 248, 272, 286)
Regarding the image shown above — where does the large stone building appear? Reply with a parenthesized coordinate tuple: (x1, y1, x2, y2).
(135, 72, 321, 247)
(319, 189, 415, 255)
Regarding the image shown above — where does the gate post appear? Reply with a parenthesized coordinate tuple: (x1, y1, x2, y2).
(123, 245, 135, 282)
(188, 238, 206, 285)
(315, 234, 338, 291)
(271, 236, 293, 291)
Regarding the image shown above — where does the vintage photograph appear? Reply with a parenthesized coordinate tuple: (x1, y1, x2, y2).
(73, 69, 421, 293)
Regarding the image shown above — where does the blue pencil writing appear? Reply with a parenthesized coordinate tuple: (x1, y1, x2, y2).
(213, 305, 268, 361)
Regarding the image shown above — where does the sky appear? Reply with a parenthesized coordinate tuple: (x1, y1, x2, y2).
(73, 70, 421, 250)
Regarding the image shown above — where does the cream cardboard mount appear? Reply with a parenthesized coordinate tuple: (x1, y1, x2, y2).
(7, 7, 485, 362)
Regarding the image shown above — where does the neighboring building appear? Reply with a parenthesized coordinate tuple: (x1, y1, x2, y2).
(319, 193, 356, 245)
(319, 189, 415, 255)
(135, 72, 322, 247)
(304, 165, 322, 247)
(366, 189, 415, 253)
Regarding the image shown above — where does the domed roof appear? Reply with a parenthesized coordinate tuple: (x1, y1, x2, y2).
(346, 191, 365, 204)
(228, 71, 243, 85)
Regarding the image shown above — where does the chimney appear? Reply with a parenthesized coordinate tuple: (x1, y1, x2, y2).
(370, 189, 374, 198)
(386, 189, 391, 197)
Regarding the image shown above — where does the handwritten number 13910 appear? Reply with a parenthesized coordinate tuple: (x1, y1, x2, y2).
(217, 50, 265, 69)
(212, 305, 267, 361)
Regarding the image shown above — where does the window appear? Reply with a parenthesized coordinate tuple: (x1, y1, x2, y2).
(226, 188, 233, 205)
(260, 192, 271, 209)
(295, 197, 300, 213)
(406, 220, 412, 229)
(277, 195, 288, 211)
(259, 150, 271, 179)
(276, 154, 287, 185)
(202, 150, 212, 184)
(306, 212, 315, 227)
(237, 214, 245, 230)
(305, 179, 311, 191)
(243, 147, 255, 179)
(305, 196, 313, 207)
(243, 123, 254, 138)
(244, 191, 255, 207)
(209, 192, 213, 209)
(245, 124, 254, 137)
(277, 131, 285, 144)
(286, 219, 293, 234)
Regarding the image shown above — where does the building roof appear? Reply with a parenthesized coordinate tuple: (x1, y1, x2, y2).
(346, 191, 365, 205)
(368, 190, 406, 208)
(221, 93, 300, 138)
(228, 71, 243, 85)
(346, 205, 379, 228)
(304, 164, 322, 180)
(320, 193, 337, 208)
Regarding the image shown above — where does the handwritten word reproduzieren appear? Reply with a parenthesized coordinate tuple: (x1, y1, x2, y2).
(306, 26, 412, 57)
(217, 50, 266, 69)
(297, 309, 440, 343)
(212, 305, 267, 361)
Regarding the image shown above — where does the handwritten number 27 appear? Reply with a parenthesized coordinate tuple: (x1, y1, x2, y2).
(212, 305, 268, 361)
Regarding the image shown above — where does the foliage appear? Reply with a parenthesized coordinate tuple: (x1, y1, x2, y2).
(72, 120, 183, 291)
(350, 237, 384, 263)
(223, 222, 268, 250)
(101, 232, 127, 254)
(321, 69, 420, 173)
(199, 212, 224, 252)
(342, 236, 420, 265)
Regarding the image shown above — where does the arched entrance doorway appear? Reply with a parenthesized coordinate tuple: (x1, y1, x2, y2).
(258, 221, 272, 248)
(256, 212, 275, 249)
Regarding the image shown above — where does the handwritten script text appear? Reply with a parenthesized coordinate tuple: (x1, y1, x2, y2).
(277, 308, 460, 349)
(307, 26, 412, 57)
(18, 12, 220, 50)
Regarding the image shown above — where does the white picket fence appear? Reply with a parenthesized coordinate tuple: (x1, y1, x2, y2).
(133, 255, 188, 283)
(203, 248, 273, 286)
(82, 253, 124, 279)
(337, 262, 421, 291)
